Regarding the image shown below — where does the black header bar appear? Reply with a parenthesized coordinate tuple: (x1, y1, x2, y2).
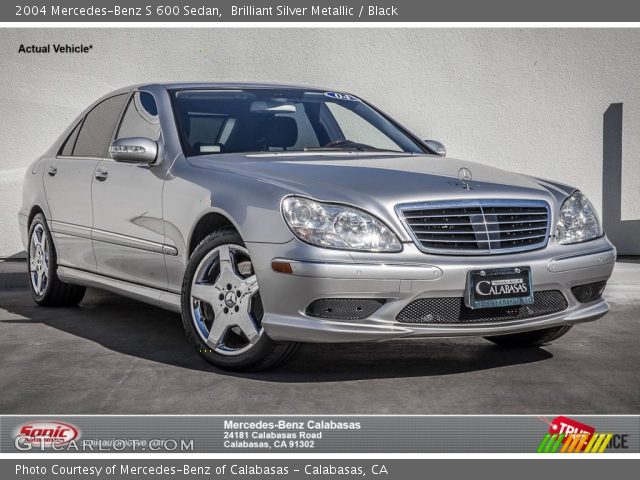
(5, 1, 640, 23)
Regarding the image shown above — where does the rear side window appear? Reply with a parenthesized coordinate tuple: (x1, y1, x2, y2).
(59, 120, 82, 156)
(116, 92, 161, 141)
(73, 94, 128, 157)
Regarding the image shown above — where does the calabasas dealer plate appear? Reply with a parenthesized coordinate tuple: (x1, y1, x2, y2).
(465, 266, 533, 309)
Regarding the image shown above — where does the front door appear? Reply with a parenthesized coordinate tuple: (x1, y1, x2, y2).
(91, 92, 168, 289)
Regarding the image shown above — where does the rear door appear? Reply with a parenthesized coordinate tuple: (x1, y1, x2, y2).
(91, 91, 168, 289)
(43, 94, 128, 271)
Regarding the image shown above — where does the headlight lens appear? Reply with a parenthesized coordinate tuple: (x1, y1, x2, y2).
(556, 191, 602, 245)
(282, 197, 402, 252)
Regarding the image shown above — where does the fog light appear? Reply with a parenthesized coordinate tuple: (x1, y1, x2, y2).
(571, 281, 607, 303)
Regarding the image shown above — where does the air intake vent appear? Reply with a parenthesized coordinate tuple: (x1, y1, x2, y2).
(396, 290, 568, 324)
(306, 298, 385, 320)
(398, 200, 551, 255)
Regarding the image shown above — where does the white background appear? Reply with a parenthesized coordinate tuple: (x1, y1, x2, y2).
(1, 28, 638, 256)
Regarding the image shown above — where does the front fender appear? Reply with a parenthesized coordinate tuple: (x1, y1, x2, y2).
(162, 156, 295, 292)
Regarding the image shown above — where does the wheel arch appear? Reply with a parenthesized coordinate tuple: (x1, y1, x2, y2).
(28, 205, 46, 227)
(187, 210, 241, 258)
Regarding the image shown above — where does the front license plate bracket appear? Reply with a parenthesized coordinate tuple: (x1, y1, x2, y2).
(465, 266, 533, 309)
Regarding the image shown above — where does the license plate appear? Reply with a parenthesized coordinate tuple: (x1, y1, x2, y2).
(465, 266, 533, 309)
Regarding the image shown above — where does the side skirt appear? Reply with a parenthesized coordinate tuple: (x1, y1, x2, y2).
(57, 266, 182, 313)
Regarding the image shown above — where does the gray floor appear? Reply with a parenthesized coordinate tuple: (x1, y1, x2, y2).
(0, 259, 638, 414)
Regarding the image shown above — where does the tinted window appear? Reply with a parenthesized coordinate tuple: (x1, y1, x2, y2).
(171, 89, 425, 156)
(73, 94, 128, 157)
(116, 92, 161, 141)
(59, 120, 83, 156)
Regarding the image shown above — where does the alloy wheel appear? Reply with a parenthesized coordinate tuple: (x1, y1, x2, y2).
(29, 223, 49, 296)
(189, 244, 263, 356)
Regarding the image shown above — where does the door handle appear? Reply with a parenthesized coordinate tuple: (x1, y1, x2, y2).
(47, 166, 57, 177)
(95, 168, 109, 181)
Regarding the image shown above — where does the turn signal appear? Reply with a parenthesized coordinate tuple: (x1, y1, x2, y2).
(271, 261, 293, 274)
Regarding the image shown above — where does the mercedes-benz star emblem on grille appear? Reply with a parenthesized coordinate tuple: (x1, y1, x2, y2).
(458, 168, 473, 190)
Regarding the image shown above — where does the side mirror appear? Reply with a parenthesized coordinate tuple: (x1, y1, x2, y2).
(109, 137, 158, 164)
(424, 139, 446, 157)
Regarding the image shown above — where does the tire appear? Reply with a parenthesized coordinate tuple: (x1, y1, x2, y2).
(27, 213, 86, 307)
(484, 325, 573, 347)
(180, 227, 299, 371)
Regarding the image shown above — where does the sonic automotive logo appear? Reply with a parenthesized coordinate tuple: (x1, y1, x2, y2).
(14, 421, 80, 449)
(537, 416, 628, 453)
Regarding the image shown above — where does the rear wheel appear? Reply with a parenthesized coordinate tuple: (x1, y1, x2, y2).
(484, 325, 572, 347)
(28, 213, 86, 306)
(180, 227, 299, 371)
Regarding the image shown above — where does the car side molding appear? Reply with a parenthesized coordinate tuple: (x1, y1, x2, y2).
(57, 266, 181, 313)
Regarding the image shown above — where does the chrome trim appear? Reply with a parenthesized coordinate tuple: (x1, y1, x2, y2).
(91, 229, 165, 253)
(162, 245, 179, 256)
(50, 221, 92, 240)
(55, 155, 108, 161)
(395, 199, 552, 255)
(272, 258, 443, 280)
(547, 246, 617, 273)
(57, 266, 181, 312)
(50, 221, 177, 256)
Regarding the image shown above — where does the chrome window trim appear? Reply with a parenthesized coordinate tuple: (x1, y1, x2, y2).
(395, 199, 552, 256)
(54, 155, 107, 161)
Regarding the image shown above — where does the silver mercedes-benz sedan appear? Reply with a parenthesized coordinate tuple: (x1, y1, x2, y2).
(19, 83, 616, 370)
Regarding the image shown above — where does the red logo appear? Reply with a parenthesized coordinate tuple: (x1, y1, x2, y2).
(548, 416, 595, 443)
(15, 421, 80, 447)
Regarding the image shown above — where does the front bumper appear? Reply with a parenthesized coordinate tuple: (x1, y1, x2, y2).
(247, 237, 616, 343)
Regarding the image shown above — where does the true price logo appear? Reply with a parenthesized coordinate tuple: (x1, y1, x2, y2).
(537, 416, 626, 453)
(549, 416, 596, 441)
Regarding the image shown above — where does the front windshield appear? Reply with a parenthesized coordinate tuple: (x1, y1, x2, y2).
(170, 89, 426, 156)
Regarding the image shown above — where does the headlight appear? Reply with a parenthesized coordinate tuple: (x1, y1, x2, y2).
(282, 197, 402, 252)
(556, 191, 603, 245)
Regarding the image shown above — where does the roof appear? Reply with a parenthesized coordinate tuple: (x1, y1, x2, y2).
(143, 82, 330, 91)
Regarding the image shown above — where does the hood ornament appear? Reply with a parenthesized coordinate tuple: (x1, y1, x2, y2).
(457, 168, 473, 190)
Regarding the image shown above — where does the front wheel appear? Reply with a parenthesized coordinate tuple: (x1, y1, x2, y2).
(180, 227, 299, 371)
(484, 325, 573, 347)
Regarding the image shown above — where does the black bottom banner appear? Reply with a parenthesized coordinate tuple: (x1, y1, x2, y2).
(4, 459, 640, 480)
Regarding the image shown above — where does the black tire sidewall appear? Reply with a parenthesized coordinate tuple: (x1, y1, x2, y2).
(180, 228, 283, 370)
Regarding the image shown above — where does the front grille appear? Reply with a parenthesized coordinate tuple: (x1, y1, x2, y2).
(306, 298, 385, 320)
(396, 290, 568, 324)
(398, 200, 550, 255)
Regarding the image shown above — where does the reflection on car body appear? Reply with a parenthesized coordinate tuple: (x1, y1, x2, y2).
(19, 83, 616, 370)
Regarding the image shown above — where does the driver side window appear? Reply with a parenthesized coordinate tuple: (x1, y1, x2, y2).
(116, 92, 161, 141)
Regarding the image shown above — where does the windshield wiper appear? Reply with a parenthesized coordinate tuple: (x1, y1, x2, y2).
(304, 146, 368, 152)
(303, 146, 406, 153)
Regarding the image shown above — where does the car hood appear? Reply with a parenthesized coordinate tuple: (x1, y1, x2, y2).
(189, 152, 573, 239)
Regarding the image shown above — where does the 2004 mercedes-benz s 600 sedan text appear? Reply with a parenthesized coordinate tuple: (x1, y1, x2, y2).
(20, 83, 616, 370)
